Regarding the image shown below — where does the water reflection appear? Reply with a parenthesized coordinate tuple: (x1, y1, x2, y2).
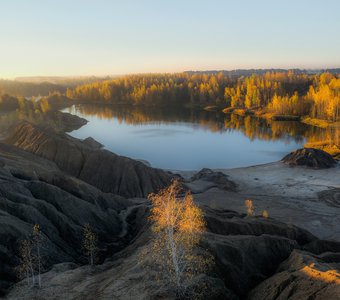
(66, 104, 315, 141)
(63, 104, 338, 170)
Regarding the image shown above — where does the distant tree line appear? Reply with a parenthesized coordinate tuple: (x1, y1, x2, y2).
(0, 80, 65, 97)
(1, 71, 339, 122)
(66, 72, 340, 121)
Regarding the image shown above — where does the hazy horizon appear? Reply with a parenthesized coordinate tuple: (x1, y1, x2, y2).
(1, 0, 339, 78)
(3, 66, 338, 81)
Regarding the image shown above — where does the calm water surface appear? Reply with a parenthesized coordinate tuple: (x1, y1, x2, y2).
(62, 104, 328, 170)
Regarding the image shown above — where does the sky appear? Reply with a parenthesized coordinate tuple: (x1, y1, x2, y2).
(0, 0, 339, 78)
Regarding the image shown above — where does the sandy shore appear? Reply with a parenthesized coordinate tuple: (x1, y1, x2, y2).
(172, 162, 340, 241)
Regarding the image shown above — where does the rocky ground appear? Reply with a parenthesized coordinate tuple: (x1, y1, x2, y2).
(181, 162, 340, 241)
(0, 113, 339, 299)
(5, 122, 170, 198)
(4, 201, 340, 299)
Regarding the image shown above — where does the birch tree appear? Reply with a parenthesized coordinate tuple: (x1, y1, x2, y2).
(82, 223, 97, 266)
(18, 239, 35, 286)
(17, 224, 45, 287)
(147, 179, 211, 296)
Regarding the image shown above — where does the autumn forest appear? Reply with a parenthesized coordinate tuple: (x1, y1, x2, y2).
(64, 71, 340, 122)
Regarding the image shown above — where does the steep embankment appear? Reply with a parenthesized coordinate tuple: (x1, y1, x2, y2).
(4, 122, 171, 198)
(0, 141, 149, 295)
(0, 120, 171, 295)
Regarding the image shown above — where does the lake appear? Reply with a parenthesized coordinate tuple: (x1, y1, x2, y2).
(62, 104, 330, 170)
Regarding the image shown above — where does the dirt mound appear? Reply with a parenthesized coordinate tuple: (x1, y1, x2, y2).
(189, 168, 237, 192)
(204, 207, 316, 245)
(282, 148, 336, 168)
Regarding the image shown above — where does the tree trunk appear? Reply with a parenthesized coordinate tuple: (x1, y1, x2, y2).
(168, 227, 180, 289)
(37, 246, 41, 287)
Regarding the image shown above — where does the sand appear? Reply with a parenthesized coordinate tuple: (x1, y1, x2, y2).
(173, 162, 340, 241)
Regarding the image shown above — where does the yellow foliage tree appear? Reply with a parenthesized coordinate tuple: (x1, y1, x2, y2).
(245, 199, 254, 217)
(148, 179, 211, 295)
(262, 210, 269, 218)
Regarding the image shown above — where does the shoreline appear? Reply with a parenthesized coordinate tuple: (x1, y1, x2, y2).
(63, 99, 340, 128)
(5, 106, 339, 241)
(187, 161, 340, 241)
(222, 106, 340, 128)
(166, 161, 279, 178)
(62, 101, 340, 159)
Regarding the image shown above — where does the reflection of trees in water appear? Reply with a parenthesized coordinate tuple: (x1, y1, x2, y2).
(305, 127, 340, 156)
(68, 104, 338, 146)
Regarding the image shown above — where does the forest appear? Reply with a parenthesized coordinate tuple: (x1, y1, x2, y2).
(1, 71, 339, 123)
(66, 71, 340, 122)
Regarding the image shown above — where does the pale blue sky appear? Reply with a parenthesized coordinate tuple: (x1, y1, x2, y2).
(1, 0, 339, 78)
